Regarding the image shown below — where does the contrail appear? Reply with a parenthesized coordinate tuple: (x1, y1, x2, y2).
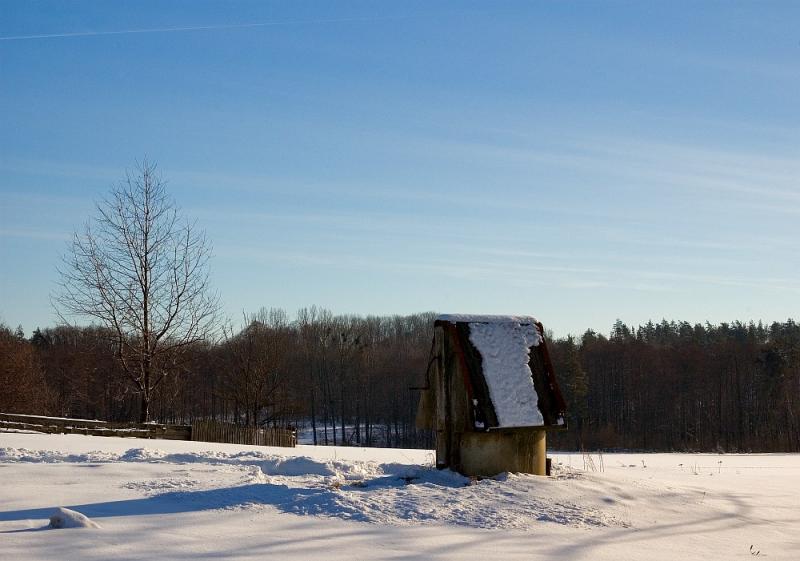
(0, 15, 408, 42)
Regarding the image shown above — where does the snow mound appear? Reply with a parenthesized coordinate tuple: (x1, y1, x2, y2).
(1, 443, 626, 530)
(0, 447, 117, 463)
(48, 507, 101, 529)
(0, 446, 380, 481)
(313, 468, 620, 529)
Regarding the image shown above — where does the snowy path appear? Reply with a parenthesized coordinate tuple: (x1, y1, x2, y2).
(1, 432, 798, 560)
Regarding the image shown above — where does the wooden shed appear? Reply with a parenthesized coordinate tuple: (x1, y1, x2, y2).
(416, 315, 566, 476)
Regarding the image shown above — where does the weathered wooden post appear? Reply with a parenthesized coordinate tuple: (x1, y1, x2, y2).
(533, 428, 546, 476)
(416, 315, 566, 477)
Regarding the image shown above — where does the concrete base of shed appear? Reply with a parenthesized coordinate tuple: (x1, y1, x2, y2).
(457, 429, 547, 477)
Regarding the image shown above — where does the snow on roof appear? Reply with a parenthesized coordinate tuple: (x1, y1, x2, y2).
(437, 314, 539, 324)
(467, 320, 544, 428)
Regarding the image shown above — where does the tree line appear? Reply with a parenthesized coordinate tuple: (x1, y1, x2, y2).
(3, 162, 797, 452)
(0, 309, 433, 449)
(2, 315, 799, 452)
(549, 319, 800, 453)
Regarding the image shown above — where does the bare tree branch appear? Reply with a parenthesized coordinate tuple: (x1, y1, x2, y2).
(53, 160, 220, 422)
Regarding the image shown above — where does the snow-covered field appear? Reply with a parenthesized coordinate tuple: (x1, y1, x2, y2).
(1, 432, 797, 560)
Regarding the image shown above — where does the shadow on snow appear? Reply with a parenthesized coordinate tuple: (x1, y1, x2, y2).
(0, 474, 459, 530)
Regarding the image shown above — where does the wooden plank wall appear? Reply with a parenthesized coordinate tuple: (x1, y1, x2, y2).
(191, 419, 297, 448)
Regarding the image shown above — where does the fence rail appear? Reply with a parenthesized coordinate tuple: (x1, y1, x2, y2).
(1, 413, 297, 448)
(191, 420, 296, 448)
(0, 413, 191, 440)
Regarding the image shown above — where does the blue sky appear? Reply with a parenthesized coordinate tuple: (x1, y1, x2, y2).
(1, 1, 799, 337)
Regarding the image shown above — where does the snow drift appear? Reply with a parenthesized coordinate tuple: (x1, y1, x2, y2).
(48, 507, 101, 529)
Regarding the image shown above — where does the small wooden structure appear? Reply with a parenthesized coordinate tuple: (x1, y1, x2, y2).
(416, 315, 566, 476)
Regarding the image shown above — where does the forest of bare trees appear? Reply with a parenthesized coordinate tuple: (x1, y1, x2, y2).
(2, 314, 799, 452)
(7, 162, 795, 452)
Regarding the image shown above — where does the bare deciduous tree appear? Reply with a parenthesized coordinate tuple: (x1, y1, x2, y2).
(219, 308, 291, 428)
(54, 161, 219, 422)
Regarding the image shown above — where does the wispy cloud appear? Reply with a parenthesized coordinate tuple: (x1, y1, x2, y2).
(0, 191, 87, 208)
(0, 15, 410, 42)
(0, 227, 69, 241)
(407, 132, 800, 214)
(0, 157, 121, 181)
(218, 242, 800, 295)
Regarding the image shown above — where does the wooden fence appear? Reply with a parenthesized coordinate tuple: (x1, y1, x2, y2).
(0, 413, 191, 440)
(191, 419, 296, 448)
(1, 413, 296, 448)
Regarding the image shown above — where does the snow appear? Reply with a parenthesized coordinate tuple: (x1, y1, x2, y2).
(49, 507, 101, 529)
(2, 432, 799, 560)
(437, 314, 539, 324)
(468, 320, 544, 427)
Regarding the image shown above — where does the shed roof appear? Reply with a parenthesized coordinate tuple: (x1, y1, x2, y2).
(434, 314, 565, 429)
(436, 314, 539, 324)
